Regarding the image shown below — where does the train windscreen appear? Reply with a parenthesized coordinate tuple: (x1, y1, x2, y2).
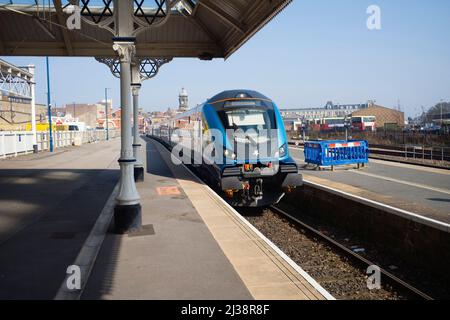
(218, 107, 276, 132)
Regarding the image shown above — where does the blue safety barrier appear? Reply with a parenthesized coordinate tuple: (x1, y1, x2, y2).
(304, 140, 369, 167)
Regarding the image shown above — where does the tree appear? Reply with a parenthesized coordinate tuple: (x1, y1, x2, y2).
(425, 101, 450, 123)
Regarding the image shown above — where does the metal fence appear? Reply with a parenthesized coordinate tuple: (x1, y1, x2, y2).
(304, 140, 369, 169)
(0, 130, 120, 158)
(289, 129, 450, 148)
(370, 144, 450, 163)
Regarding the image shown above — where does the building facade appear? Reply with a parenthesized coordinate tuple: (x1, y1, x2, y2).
(351, 104, 404, 128)
(281, 100, 404, 129)
(281, 101, 369, 121)
(0, 94, 47, 131)
(62, 103, 101, 129)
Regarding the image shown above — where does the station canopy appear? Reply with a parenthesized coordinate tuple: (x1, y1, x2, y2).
(0, 0, 291, 59)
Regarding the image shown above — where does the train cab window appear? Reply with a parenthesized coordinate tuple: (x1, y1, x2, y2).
(218, 108, 276, 132)
(227, 111, 264, 127)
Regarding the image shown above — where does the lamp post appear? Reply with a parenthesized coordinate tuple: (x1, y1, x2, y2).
(105, 88, 111, 140)
(131, 82, 143, 181)
(344, 115, 351, 141)
(46, 56, 54, 152)
(28, 64, 38, 153)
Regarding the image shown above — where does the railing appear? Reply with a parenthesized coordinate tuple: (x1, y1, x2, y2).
(369, 144, 450, 163)
(289, 129, 450, 149)
(0, 130, 120, 158)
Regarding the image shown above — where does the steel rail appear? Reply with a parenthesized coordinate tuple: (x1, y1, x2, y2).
(270, 205, 434, 300)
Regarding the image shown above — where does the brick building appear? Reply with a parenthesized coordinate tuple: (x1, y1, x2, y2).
(62, 103, 103, 129)
(281, 101, 369, 121)
(351, 103, 405, 128)
(0, 95, 47, 131)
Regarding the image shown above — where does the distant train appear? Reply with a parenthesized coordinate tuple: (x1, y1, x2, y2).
(148, 90, 303, 207)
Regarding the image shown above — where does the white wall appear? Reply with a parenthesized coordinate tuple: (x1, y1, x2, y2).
(0, 130, 120, 158)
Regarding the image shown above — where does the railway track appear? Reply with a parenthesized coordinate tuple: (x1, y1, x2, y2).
(266, 205, 433, 300)
(242, 204, 435, 300)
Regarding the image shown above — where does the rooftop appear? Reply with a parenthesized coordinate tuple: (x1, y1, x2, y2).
(0, 0, 292, 58)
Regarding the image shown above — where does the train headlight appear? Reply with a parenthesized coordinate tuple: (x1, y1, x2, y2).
(279, 143, 287, 157)
(224, 149, 236, 159)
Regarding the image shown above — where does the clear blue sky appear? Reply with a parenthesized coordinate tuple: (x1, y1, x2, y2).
(2, 0, 450, 118)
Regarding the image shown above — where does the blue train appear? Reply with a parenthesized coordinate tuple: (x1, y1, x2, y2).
(149, 90, 302, 207)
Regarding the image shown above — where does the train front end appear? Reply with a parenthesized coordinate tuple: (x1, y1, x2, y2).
(204, 90, 303, 207)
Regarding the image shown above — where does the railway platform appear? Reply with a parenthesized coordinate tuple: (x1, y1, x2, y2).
(289, 146, 450, 227)
(80, 138, 331, 300)
(0, 137, 332, 300)
(0, 139, 120, 299)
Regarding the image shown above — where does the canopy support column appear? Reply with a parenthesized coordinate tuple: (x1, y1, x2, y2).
(131, 78, 144, 182)
(113, 40, 142, 234)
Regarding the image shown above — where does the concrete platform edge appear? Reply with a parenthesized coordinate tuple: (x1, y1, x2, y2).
(304, 179, 450, 233)
(54, 183, 119, 300)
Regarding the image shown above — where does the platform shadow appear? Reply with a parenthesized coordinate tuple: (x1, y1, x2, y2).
(427, 198, 450, 203)
(144, 137, 198, 184)
(239, 207, 266, 217)
(0, 168, 119, 299)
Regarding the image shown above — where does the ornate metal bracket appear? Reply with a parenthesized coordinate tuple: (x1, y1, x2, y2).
(78, 0, 173, 37)
(136, 57, 172, 80)
(95, 57, 121, 78)
(96, 56, 172, 80)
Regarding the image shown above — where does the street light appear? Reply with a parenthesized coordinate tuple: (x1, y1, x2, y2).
(105, 88, 111, 140)
(46, 56, 54, 152)
(344, 115, 351, 141)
